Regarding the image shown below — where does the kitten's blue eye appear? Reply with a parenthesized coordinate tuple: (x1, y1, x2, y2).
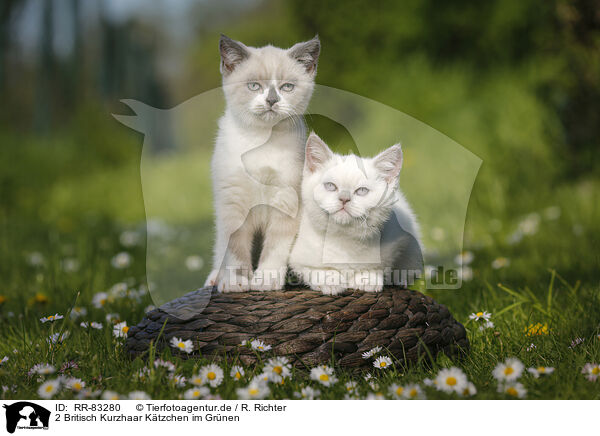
(355, 187, 369, 196)
(324, 182, 337, 192)
(247, 82, 261, 91)
(280, 83, 295, 92)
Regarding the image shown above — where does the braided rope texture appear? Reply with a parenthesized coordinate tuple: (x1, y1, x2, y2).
(126, 286, 469, 368)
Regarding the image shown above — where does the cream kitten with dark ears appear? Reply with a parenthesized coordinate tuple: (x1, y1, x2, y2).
(290, 132, 423, 295)
(205, 35, 320, 293)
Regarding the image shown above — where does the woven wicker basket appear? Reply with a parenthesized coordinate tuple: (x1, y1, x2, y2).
(126, 286, 468, 368)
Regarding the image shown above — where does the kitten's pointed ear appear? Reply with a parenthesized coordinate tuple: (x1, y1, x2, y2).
(306, 131, 333, 172)
(288, 36, 320, 74)
(374, 144, 403, 183)
(219, 34, 249, 75)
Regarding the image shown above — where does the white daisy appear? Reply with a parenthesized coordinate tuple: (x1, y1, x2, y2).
(468, 311, 492, 322)
(526, 343, 537, 352)
(119, 230, 141, 247)
(491, 257, 510, 269)
(373, 356, 393, 370)
(527, 366, 555, 378)
(170, 374, 187, 387)
(153, 359, 175, 372)
(199, 364, 224, 388)
(454, 251, 474, 265)
(92, 292, 109, 309)
(345, 381, 357, 392)
(184, 387, 209, 399)
(113, 321, 129, 338)
(402, 383, 425, 400)
(91, 322, 103, 329)
(498, 382, 527, 398)
(62, 258, 80, 273)
(479, 321, 494, 331)
(434, 367, 468, 393)
(185, 255, 204, 271)
(30, 363, 56, 375)
(105, 313, 121, 323)
(38, 379, 61, 399)
(65, 378, 85, 392)
(264, 357, 291, 382)
(169, 337, 193, 354)
(492, 357, 524, 382)
(582, 363, 600, 382)
(0, 356, 8, 365)
(459, 382, 477, 397)
(295, 386, 320, 399)
(47, 332, 69, 344)
(365, 392, 385, 400)
(101, 390, 120, 400)
(389, 383, 405, 399)
(230, 365, 244, 381)
(128, 391, 150, 400)
(310, 365, 337, 387)
(236, 380, 269, 400)
(70, 306, 87, 319)
(250, 339, 272, 352)
(111, 252, 132, 269)
(189, 373, 205, 386)
(361, 346, 383, 359)
(40, 313, 64, 323)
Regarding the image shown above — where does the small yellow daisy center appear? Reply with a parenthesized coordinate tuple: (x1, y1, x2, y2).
(249, 388, 259, 395)
(73, 383, 82, 390)
(122, 326, 129, 333)
(380, 362, 387, 367)
(592, 367, 600, 375)
(396, 387, 404, 395)
(235, 372, 241, 379)
(177, 342, 185, 349)
(45, 385, 54, 393)
(446, 376, 457, 386)
(100, 299, 106, 305)
(476, 312, 483, 317)
(319, 374, 329, 382)
(257, 346, 263, 350)
(409, 388, 418, 397)
(207, 372, 216, 380)
(506, 387, 518, 396)
(193, 390, 200, 397)
(504, 367, 514, 376)
(273, 366, 282, 374)
(462, 388, 470, 395)
(537, 367, 545, 373)
(48, 316, 55, 321)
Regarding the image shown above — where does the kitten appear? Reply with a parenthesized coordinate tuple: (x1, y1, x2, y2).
(205, 35, 320, 293)
(289, 132, 423, 295)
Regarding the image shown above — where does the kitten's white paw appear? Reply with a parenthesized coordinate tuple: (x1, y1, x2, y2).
(315, 284, 348, 296)
(250, 268, 286, 291)
(355, 283, 383, 293)
(204, 270, 220, 287)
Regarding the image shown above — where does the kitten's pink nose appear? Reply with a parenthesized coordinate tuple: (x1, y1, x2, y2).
(339, 190, 351, 204)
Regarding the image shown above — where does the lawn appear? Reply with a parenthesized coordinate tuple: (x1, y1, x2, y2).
(1, 194, 599, 399)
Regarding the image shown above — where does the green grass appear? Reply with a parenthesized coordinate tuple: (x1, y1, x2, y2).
(0, 209, 599, 400)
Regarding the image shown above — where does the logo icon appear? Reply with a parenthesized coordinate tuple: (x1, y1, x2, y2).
(2, 402, 50, 433)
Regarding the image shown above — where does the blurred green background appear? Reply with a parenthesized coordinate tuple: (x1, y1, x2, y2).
(0, 0, 598, 297)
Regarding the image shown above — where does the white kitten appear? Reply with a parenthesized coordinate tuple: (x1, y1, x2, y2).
(205, 35, 320, 293)
(289, 132, 423, 295)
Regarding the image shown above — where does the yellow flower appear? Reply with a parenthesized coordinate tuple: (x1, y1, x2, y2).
(0, 295, 6, 305)
(524, 323, 549, 336)
(28, 293, 49, 306)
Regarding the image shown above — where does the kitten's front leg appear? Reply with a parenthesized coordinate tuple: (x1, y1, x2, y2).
(251, 211, 297, 291)
(205, 207, 254, 293)
(351, 269, 384, 293)
(296, 267, 348, 296)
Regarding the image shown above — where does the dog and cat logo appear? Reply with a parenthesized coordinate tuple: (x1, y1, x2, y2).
(2, 402, 50, 433)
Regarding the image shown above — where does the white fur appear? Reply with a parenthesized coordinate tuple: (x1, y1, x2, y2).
(290, 133, 423, 295)
(206, 36, 319, 292)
